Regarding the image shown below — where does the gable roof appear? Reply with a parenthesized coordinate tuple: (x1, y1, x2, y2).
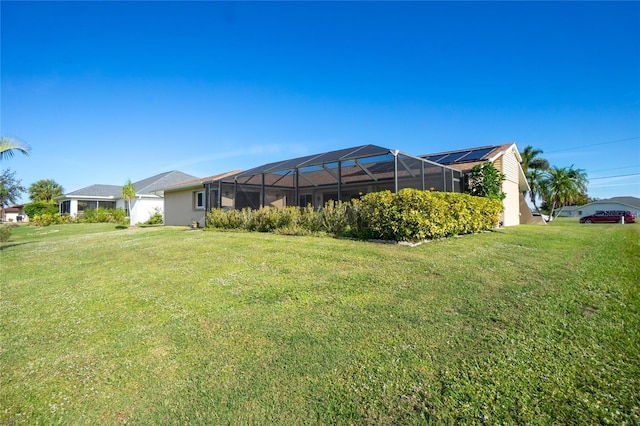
(65, 184, 123, 198)
(132, 170, 198, 194)
(56, 171, 199, 200)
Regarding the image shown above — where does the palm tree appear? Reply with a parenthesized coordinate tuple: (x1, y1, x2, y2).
(520, 145, 549, 173)
(520, 145, 550, 212)
(0, 136, 31, 161)
(526, 168, 546, 213)
(29, 179, 64, 203)
(567, 165, 588, 195)
(542, 166, 589, 219)
(121, 180, 136, 226)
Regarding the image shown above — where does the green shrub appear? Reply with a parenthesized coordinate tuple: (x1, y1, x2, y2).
(0, 225, 12, 242)
(321, 200, 351, 236)
(31, 213, 74, 226)
(143, 212, 163, 225)
(206, 208, 231, 229)
(357, 189, 501, 242)
(80, 208, 127, 224)
(24, 201, 58, 218)
(297, 204, 322, 233)
(205, 189, 502, 242)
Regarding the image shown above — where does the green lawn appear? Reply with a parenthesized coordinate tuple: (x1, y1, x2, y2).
(1, 220, 639, 425)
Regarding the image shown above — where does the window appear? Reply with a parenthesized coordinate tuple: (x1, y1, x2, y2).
(195, 191, 204, 210)
(78, 201, 98, 212)
(60, 200, 71, 214)
(299, 194, 313, 207)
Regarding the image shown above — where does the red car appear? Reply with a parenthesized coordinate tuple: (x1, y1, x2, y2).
(579, 210, 635, 224)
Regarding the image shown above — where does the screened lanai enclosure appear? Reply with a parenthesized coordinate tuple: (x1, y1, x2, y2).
(203, 145, 464, 211)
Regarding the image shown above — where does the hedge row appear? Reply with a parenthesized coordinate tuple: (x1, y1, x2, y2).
(30, 208, 129, 226)
(206, 189, 502, 242)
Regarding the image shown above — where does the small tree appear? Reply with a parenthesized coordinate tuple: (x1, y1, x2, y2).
(121, 179, 136, 226)
(466, 162, 506, 201)
(0, 169, 26, 209)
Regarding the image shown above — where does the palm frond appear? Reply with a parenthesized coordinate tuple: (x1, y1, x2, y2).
(0, 136, 31, 161)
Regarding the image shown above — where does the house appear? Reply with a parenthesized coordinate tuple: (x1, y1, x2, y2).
(1, 205, 28, 223)
(420, 143, 536, 226)
(556, 196, 640, 218)
(163, 170, 242, 227)
(55, 171, 198, 224)
(180, 143, 532, 227)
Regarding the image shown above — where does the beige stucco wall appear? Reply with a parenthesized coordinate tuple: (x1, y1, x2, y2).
(501, 178, 521, 226)
(164, 189, 206, 226)
(494, 150, 524, 226)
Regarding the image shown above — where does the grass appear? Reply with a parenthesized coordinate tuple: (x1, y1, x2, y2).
(1, 220, 639, 424)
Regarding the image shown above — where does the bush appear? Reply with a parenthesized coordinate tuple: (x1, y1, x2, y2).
(0, 225, 12, 242)
(31, 213, 74, 227)
(205, 189, 502, 242)
(24, 201, 58, 218)
(321, 200, 351, 236)
(298, 204, 323, 233)
(143, 211, 163, 225)
(207, 208, 240, 230)
(358, 189, 501, 241)
(80, 208, 127, 224)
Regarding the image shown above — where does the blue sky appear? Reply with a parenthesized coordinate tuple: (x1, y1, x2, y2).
(2, 1, 639, 203)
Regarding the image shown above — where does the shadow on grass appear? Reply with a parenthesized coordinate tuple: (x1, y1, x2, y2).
(0, 241, 34, 251)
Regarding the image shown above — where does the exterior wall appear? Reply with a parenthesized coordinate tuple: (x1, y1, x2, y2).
(500, 178, 521, 226)
(494, 152, 523, 226)
(565, 202, 640, 219)
(164, 189, 206, 226)
(130, 197, 163, 225)
(70, 199, 78, 216)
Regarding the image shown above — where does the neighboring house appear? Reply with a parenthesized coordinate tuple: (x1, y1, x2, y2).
(182, 143, 532, 227)
(163, 170, 242, 227)
(1, 205, 28, 223)
(55, 171, 198, 224)
(420, 143, 534, 226)
(556, 196, 640, 218)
